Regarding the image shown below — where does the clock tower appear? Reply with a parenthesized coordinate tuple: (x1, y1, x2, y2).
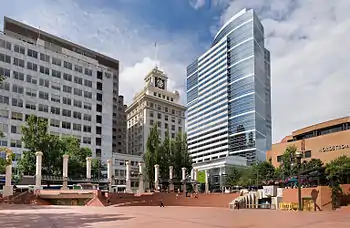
(144, 66, 168, 90)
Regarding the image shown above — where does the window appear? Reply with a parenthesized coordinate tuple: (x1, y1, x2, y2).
(178, 119, 182, 124)
(171, 117, 175, 123)
(96, 82, 102, 90)
(10, 139, 22, 148)
(63, 85, 72, 93)
(150, 119, 154, 125)
(165, 107, 168, 112)
(0, 109, 9, 118)
(165, 123, 168, 129)
(26, 75, 37, 84)
(14, 45, 25, 54)
(84, 102, 92, 110)
(0, 123, 9, 133)
(74, 64, 83, 73)
(25, 101, 36, 110)
(38, 104, 49, 113)
(73, 100, 82, 108)
(62, 97, 72, 105)
(74, 76, 82, 85)
(96, 138, 101, 146)
(0, 39, 11, 50)
(12, 98, 23, 107)
(84, 114, 91, 121)
(13, 57, 24, 67)
(11, 112, 23, 121)
(62, 109, 71, 117)
(277, 156, 282, 163)
(150, 111, 154, 117)
(50, 119, 60, 128)
(0, 67, 10, 77)
(51, 82, 61, 91)
(84, 91, 92, 99)
(97, 93, 102, 101)
(171, 125, 175, 131)
(13, 71, 24, 81)
(62, 121, 71, 129)
(26, 88, 37, 97)
(73, 123, 81, 131)
(64, 61, 72, 70)
(0, 139, 7, 146)
(52, 57, 61, 66)
(40, 53, 50, 62)
(27, 62, 37, 71)
(158, 113, 161, 119)
(39, 78, 49, 88)
(63, 73, 72, 81)
(39, 91, 49, 100)
(96, 115, 102, 123)
(51, 106, 60, 115)
(84, 68, 92, 76)
(27, 49, 38, 58)
(153, 92, 157, 96)
(96, 126, 102, 134)
(0, 95, 9, 105)
(157, 122, 161, 128)
(39, 66, 50, 75)
(165, 115, 168, 121)
(172, 109, 175, 115)
(83, 125, 91, 133)
(73, 111, 81, 120)
(97, 71, 104, 79)
(178, 127, 182, 132)
(304, 151, 312, 158)
(12, 84, 24, 94)
(84, 79, 92, 87)
(51, 94, 60, 103)
(0, 81, 10, 90)
(82, 137, 91, 144)
(52, 69, 61, 78)
(74, 88, 82, 96)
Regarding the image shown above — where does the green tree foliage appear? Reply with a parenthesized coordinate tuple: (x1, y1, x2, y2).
(17, 115, 97, 178)
(143, 124, 192, 189)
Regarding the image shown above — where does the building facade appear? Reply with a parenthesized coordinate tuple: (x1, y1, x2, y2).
(267, 117, 350, 167)
(113, 95, 127, 154)
(126, 67, 186, 156)
(0, 17, 120, 163)
(186, 8, 272, 177)
(112, 152, 142, 189)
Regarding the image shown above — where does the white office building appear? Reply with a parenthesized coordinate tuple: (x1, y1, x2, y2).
(126, 67, 186, 156)
(0, 17, 121, 163)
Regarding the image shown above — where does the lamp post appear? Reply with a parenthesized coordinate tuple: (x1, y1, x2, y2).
(295, 151, 303, 211)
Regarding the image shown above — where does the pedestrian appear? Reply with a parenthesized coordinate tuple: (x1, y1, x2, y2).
(236, 201, 240, 210)
(160, 199, 165, 207)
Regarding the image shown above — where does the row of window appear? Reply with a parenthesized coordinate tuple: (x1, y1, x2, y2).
(153, 91, 174, 102)
(149, 111, 182, 124)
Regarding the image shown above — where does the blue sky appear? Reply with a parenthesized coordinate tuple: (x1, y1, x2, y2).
(1, 0, 350, 143)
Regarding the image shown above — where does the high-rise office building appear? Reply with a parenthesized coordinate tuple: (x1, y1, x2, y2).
(186, 8, 272, 182)
(126, 67, 186, 156)
(0, 17, 120, 164)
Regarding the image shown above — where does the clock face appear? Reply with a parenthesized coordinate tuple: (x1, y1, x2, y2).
(157, 79, 164, 89)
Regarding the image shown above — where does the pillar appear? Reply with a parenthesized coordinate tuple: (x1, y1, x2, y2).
(194, 169, 198, 193)
(86, 157, 92, 180)
(138, 162, 144, 193)
(182, 167, 186, 194)
(125, 160, 131, 193)
(154, 164, 159, 191)
(3, 148, 13, 197)
(107, 159, 113, 192)
(169, 166, 174, 192)
(35, 151, 43, 190)
(205, 170, 209, 194)
(61, 154, 69, 190)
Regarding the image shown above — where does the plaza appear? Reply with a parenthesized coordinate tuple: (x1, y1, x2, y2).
(0, 205, 349, 228)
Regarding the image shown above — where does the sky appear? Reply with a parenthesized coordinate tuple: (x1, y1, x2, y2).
(1, 0, 349, 143)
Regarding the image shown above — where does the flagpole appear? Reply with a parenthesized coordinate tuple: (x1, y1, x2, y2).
(155, 42, 158, 68)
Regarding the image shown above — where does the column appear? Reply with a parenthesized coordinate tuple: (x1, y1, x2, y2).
(194, 169, 198, 193)
(182, 167, 186, 194)
(86, 157, 92, 180)
(61, 154, 69, 190)
(205, 170, 209, 194)
(125, 161, 131, 193)
(35, 151, 43, 190)
(169, 166, 174, 192)
(3, 148, 13, 197)
(154, 164, 159, 191)
(107, 159, 113, 192)
(138, 162, 144, 193)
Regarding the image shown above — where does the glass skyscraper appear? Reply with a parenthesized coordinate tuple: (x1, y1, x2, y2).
(186, 8, 271, 177)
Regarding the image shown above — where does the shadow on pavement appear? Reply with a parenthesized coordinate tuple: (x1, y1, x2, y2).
(0, 209, 134, 227)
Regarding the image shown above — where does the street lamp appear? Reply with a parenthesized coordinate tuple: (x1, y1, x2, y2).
(295, 151, 303, 211)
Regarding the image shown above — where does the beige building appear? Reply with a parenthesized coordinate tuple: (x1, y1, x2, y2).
(126, 67, 186, 155)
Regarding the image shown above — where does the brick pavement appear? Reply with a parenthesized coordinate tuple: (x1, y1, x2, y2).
(0, 205, 349, 228)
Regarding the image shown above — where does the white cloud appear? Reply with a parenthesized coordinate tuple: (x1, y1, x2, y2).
(218, 0, 350, 142)
(190, 0, 206, 10)
(0, 0, 199, 105)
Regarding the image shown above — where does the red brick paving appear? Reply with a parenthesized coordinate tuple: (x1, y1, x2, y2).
(0, 205, 349, 227)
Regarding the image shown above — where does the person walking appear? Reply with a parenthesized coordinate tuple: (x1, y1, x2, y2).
(160, 199, 165, 207)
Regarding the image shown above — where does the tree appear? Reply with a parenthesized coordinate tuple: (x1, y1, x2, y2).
(252, 161, 275, 185)
(143, 124, 160, 189)
(278, 145, 298, 178)
(225, 167, 242, 187)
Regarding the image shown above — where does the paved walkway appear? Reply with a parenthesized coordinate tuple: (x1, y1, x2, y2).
(0, 205, 349, 227)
